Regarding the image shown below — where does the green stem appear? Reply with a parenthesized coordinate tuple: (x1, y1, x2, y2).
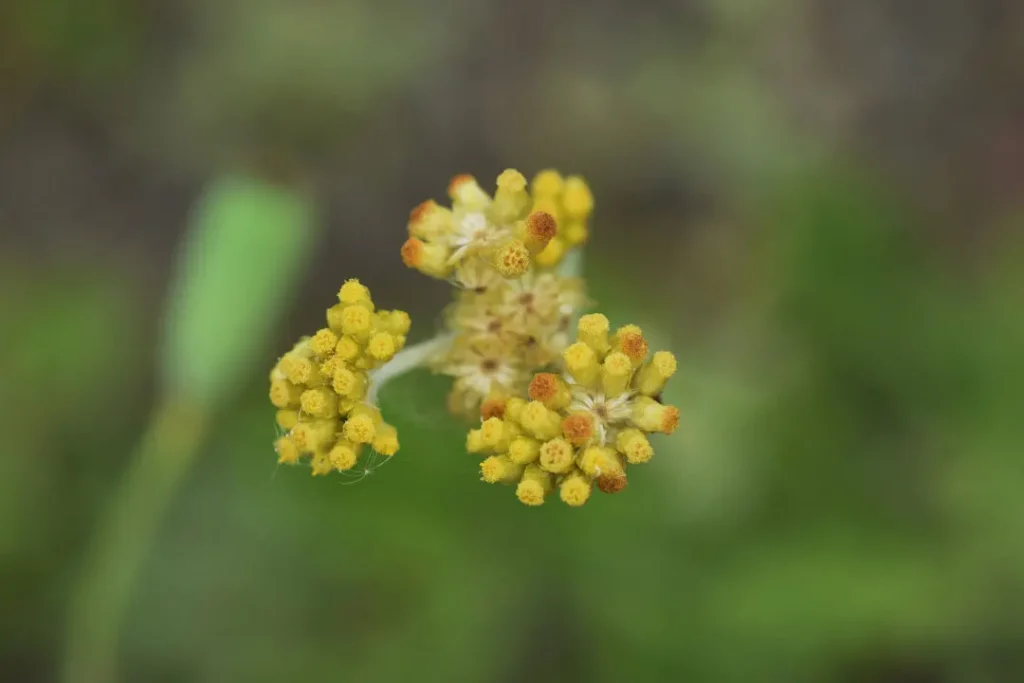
(63, 398, 208, 683)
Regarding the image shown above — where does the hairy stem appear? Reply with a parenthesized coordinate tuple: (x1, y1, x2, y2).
(63, 398, 208, 683)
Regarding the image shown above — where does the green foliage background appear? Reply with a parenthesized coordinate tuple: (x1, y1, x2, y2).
(2, 1, 1023, 681)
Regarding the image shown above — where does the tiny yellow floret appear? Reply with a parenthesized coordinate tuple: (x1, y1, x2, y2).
(341, 306, 372, 339)
(508, 436, 541, 465)
(577, 313, 610, 353)
(636, 350, 677, 396)
(275, 409, 299, 431)
(601, 351, 634, 397)
(531, 169, 564, 198)
(367, 332, 397, 361)
(332, 367, 367, 400)
(300, 388, 338, 419)
(310, 451, 333, 476)
(563, 342, 600, 386)
(562, 176, 594, 219)
(616, 428, 654, 464)
(520, 401, 563, 441)
(481, 455, 524, 484)
(328, 441, 359, 471)
(275, 436, 301, 465)
(269, 380, 302, 409)
(538, 438, 575, 474)
(494, 240, 531, 278)
(559, 470, 592, 507)
(372, 424, 400, 456)
(338, 279, 372, 307)
(310, 328, 340, 357)
(516, 465, 553, 505)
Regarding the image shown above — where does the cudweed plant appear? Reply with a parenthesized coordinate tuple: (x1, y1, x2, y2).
(271, 169, 680, 506)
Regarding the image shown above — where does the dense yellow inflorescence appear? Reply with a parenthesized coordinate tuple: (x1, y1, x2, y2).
(402, 169, 594, 417)
(467, 314, 679, 506)
(269, 280, 410, 475)
(401, 169, 593, 286)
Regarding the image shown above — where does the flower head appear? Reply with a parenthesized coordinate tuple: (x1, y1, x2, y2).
(402, 168, 594, 419)
(269, 280, 409, 476)
(466, 313, 679, 506)
(401, 169, 589, 287)
(433, 271, 588, 416)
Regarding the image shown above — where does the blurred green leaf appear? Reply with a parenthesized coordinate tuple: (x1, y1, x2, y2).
(161, 175, 315, 409)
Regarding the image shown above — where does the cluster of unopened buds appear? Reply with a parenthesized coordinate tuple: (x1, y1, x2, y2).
(270, 169, 679, 506)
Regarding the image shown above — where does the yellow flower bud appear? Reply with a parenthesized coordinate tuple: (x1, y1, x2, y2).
(332, 367, 367, 400)
(367, 332, 397, 361)
(531, 169, 564, 198)
(516, 465, 553, 506)
(466, 428, 487, 454)
(505, 397, 527, 423)
(328, 441, 359, 471)
(520, 401, 563, 441)
(480, 396, 507, 421)
(508, 436, 541, 465)
(533, 235, 566, 268)
(338, 278, 372, 307)
(337, 397, 359, 417)
(481, 417, 518, 452)
(276, 409, 299, 431)
(630, 396, 680, 434)
(448, 174, 491, 211)
(310, 451, 333, 476)
(521, 211, 557, 254)
(408, 200, 453, 241)
(561, 413, 595, 447)
(613, 324, 649, 367)
(491, 169, 530, 224)
(372, 423, 400, 456)
(562, 176, 593, 219)
(343, 412, 376, 444)
(577, 313, 610, 354)
(480, 455, 524, 484)
(564, 221, 589, 246)
(528, 372, 572, 410)
(563, 342, 600, 386)
(269, 379, 302, 408)
(531, 196, 562, 223)
(274, 436, 301, 465)
(340, 305, 372, 339)
(310, 328, 339, 358)
(334, 336, 361, 363)
(380, 310, 411, 337)
(494, 239, 530, 278)
(291, 419, 337, 453)
(401, 237, 452, 279)
(318, 356, 343, 382)
(578, 445, 622, 478)
(636, 351, 677, 396)
(559, 470, 592, 507)
(601, 351, 634, 397)
(616, 428, 654, 464)
(538, 438, 575, 474)
(300, 387, 338, 419)
(597, 471, 628, 494)
(284, 357, 320, 387)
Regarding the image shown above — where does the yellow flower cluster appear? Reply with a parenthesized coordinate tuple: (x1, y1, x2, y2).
(401, 169, 594, 417)
(269, 280, 411, 476)
(401, 169, 593, 288)
(466, 314, 679, 506)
